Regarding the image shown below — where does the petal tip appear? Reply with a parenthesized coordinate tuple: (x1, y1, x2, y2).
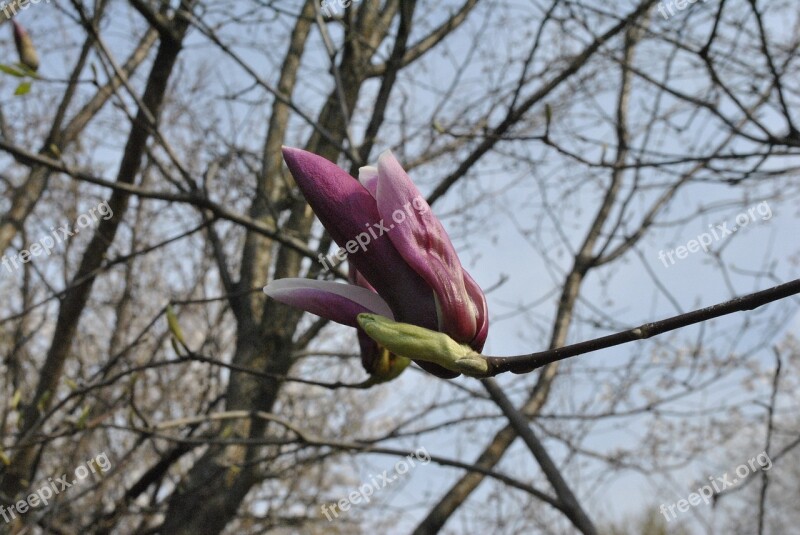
(281, 145, 301, 160)
(377, 149, 397, 166)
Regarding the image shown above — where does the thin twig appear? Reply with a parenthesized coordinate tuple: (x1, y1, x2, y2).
(758, 348, 781, 534)
(484, 279, 800, 376)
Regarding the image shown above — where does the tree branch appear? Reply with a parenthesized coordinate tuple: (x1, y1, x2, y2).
(485, 279, 800, 375)
(482, 378, 597, 534)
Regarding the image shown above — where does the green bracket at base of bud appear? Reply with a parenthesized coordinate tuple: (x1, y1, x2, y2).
(361, 349, 411, 387)
(356, 313, 489, 377)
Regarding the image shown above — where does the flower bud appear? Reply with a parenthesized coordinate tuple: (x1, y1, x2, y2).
(357, 313, 489, 376)
(13, 22, 39, 72)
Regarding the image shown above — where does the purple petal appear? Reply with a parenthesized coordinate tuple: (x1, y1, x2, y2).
(264, 278, 393, 327)
(357, 329, 384, 374)
(348, 265, 385, 372)
(373, 150, 481, 344)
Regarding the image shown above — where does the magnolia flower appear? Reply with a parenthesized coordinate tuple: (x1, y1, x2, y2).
(12, 22, 38, 72)
(264, 147, 488, 378)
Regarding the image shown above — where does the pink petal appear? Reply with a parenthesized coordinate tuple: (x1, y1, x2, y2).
(264, 278, 393, 327)
(374, 150, 481, 345)
(463, 271, 489, 350)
